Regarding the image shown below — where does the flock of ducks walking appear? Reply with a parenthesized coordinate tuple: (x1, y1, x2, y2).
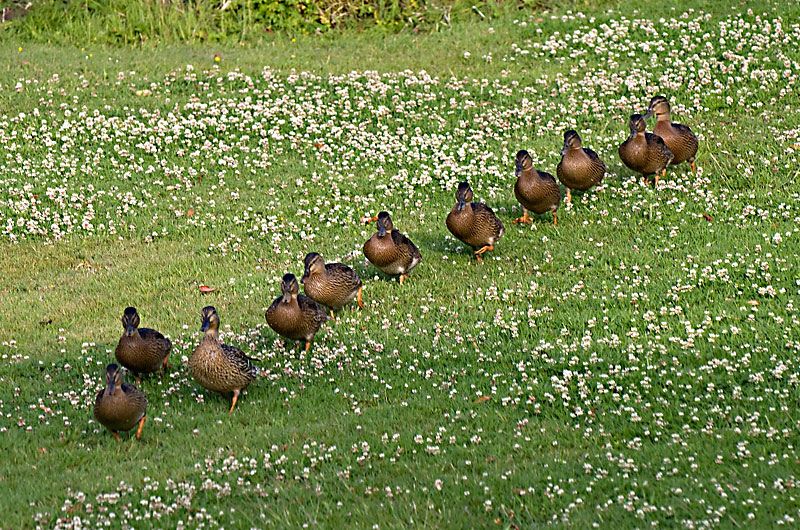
(94, 95, 698, 440)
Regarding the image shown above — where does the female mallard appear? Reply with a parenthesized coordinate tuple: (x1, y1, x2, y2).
(556, 130, 606, 203)
(513, 150, 560, 225)
(363, 211, 422, 285)
(618, 114, 674, 185)
(115, 307, 171, 380)
(445, 181, 505, 262)
(265, 273, 330, 352)
(643, 95, 698, 173)
(188, 306, 258, 413)
(301, 252, 363, 318)
(94, 363, 147, 441)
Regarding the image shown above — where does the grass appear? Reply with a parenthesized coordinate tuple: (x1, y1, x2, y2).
(1, 0, 800, 527)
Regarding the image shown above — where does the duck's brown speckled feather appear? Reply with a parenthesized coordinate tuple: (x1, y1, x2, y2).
(557, 148, 606, 191)
(265, 294, 329, 342)
(446, 202, 504, 250)
(115, 327, 171, 374)
(189, 335, 257, 395)
(654, 121, 698, 165)
(304, 263, 362, 308)
(94, 382, 147, 433)
(619, 133, 674, 176)
(515, 169, 561, 215)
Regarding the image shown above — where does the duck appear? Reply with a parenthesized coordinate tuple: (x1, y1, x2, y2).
(643, 95, 698, 173)
(301, 252, 363, 318)
(188, 306, 258, 413)
(556, 130, 606, 203)
(513, 150, 560, 225)
(94, 363, 147, 441)
(363, 211, 422, 285)
(265, 273, 330, 352)
(445, 181, 505, 262)
(114, 307, 171, 380)
(618, 114, 674, 185)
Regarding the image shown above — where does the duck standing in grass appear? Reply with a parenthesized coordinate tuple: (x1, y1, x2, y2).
(301, 252, 364, 319)
(446, 181, 505, 262)
(189, 306, 257, 413)
(556, 130, 606, 204)
(643, 95, 698, 173)
(115, 307, 171, 381)
(363, 211, 422, 285)
(513, 150, 561, 225)
(94, 363, 147, 441)
(618, 114, 674, 185)
(265, 273, 330, 352)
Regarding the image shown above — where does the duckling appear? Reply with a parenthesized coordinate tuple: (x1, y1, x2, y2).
(188, 306, 257, 413)
(301, 252, 363, 318)
(115, 307, 171, 380)
(94, 363, 147, 441)
(618, 114, 674, 185)
(265, 273, 330, 352)
(643, 95, 698, 173)
(513, 150, 560, 225)
(556, 130, 606, 203)
(363, 211, 422, 285)
(446, 181, 505, 262)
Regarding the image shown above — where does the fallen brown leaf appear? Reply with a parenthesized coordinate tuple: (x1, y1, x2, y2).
(199, 285, 216, 293)
(474, 396, 491, 403)
(187, 209, 195, 216)
(702, 213, 713, 221)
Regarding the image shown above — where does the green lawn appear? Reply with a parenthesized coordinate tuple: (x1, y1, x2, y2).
(1, 0, 799, 527)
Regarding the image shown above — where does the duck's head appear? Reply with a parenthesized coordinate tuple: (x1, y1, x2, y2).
(200, 306, 220, 333)
(281, 273, 300, 303)
(455, 181, 474, 211)
(628, 114, 647, 137)
(515, 150, 533, 176)
(121, 307, 140, 337)
(104, 363, 123, 394)
(375, 211, 393, 237)
(560, 130, 582, 155)
(301, 253, 325, 283)
(643, 95, 670, 120)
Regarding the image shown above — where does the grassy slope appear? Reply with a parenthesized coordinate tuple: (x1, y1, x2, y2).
(1, 0, 800, 528)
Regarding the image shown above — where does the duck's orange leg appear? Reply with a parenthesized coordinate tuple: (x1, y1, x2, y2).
(329, 309, 335, 319)
(229, 390, 240, 413)
(356, 286, 364, 309)
(566, 188, 572, 204)
(135, 416, 146, 439)
(304, 341, 312, 353)
(399, 274, 408, 285)
(112, 431, 121, 442)
(552, 211, 558, 226)
(513, 209, 531, 225)
(474, 244, 494, 255)
(690, 161, 696, 174)
(162, 355, 170, 371)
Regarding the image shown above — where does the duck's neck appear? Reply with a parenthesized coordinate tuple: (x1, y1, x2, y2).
(203, 329, 220, 342)
(656, 113, 671, 123)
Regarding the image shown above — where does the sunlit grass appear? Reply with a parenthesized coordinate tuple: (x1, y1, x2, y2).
(1, 1, 800, 527)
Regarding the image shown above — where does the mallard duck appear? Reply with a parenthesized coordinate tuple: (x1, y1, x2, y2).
(618, 114, 674, 185)
(363, 211, 422, 285)
(643, 95, 698, 173)
(513, 150, 560, 225)
(301, 252, 363, 318)
(94, 363, 147, 441)
(188, 306, 258, 413)
(115, 307, 171, 380)
(445, 181, 505, 262)
(556, 130, 606, 203)
(265, 273, 330, 351)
